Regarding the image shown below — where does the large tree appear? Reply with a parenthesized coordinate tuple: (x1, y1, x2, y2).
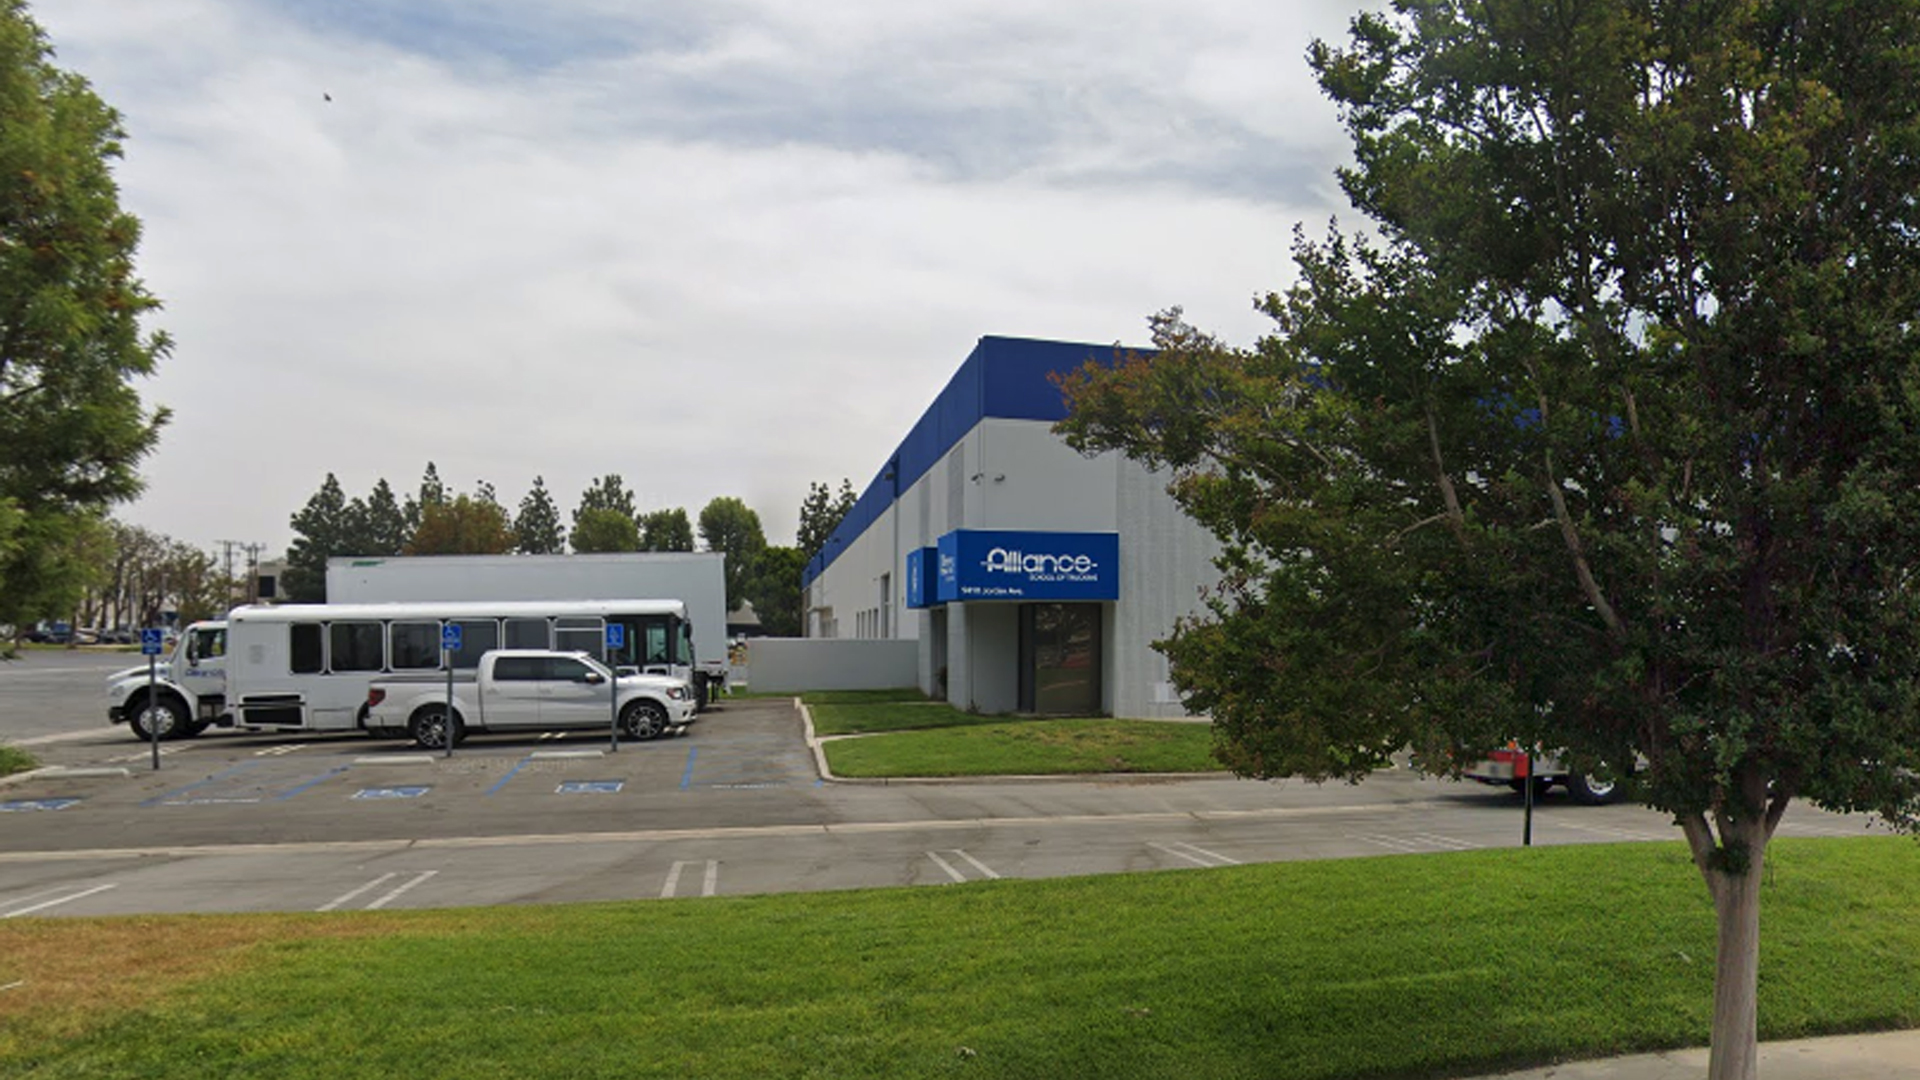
(513, 476, 565, 554)
(405, 492, 513, 555)
(698, 496, 766, 611)
(570, 505, 639, 553)
(639, 507, 694, 552)
(0, 1, 170, 630)
(797, 478, 857, 558)
(745, 545, 805, 637)
(1056, 6, 1920, 1080)
(283, 473, 349, 603)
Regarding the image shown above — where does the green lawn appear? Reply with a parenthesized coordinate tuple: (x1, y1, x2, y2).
(802, 692, 1226, 777)
(3, 839, 1917, 1079)
(824, 718, 1222, 776)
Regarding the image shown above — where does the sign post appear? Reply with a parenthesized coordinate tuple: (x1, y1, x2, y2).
(440, 622, 462, 759)
(1519, 749, 1534, 847)
(140, 629, 165, 771)
(604, 623, 625, 752)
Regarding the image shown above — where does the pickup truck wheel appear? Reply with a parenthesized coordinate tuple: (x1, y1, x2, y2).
(410, 705, 465, 750)
(1568, 773, 1621, 805)
(129, 697, 186, 742)
(620, 700, 668, 741)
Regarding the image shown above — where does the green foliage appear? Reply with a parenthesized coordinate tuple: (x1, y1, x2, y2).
(405, 492, 514, 555)
(569, 506, 639, 553)
(282, 474, 347, 602)
(638, 507, 693, 552)
(744, 544, 804, 636)
(512, 476, 565, 555)
(1058, 2, 1920, 839)
(699, 496, 767, 610)
(797, 478, 857, 557)
(573, 475, 637, 532)
(0, 2, 170, 627)
(346, 479, 409, 557)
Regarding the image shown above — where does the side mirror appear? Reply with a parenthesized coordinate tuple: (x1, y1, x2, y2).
(584, 671, 606, 685)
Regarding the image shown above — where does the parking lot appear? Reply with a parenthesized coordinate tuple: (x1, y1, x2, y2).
(1, 652, 1875, 917)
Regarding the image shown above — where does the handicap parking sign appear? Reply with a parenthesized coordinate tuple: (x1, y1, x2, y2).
(140, 628, 165, 656)
(441, 623, 462, 652)
(604, 623, 625, 650)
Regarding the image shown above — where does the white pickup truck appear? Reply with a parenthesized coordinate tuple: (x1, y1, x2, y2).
(363, 650, 698, 749)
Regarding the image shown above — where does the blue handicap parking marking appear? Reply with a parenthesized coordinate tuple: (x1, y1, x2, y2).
(352, 786, 430, 800)
(557, 780, 623, 794)
(0, 798, 81, 812)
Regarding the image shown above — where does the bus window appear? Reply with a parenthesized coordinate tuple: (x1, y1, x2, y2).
(330, 622, 384, 672)
(390, 622, 440, 670)
(451, 619, 499, 669)
(505, 618, 547, 650)
(291, 623, 323, 674)
(554, 617, 602, 657)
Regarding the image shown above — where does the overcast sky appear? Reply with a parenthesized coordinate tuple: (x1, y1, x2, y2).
(33, 0, 1367, 558)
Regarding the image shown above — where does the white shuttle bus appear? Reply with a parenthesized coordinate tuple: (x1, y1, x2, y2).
(224, 599, 695, 734)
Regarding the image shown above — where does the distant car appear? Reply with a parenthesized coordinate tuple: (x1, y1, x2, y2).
(27, 623, 73, 645)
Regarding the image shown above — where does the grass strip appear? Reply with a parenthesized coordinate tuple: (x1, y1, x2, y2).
(2, 839, 1916, 1079)
(806, 698, 1006, 736)
(0, 744, 38, 777)
(823, 717, 1223, 776)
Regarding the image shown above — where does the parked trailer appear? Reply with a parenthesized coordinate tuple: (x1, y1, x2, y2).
(224, 599, 693, 735)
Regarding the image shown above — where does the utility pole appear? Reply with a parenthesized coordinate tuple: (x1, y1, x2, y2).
(243, 543, 267, 604)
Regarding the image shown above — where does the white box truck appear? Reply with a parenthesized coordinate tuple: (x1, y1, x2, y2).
(326, 553, 729, 700)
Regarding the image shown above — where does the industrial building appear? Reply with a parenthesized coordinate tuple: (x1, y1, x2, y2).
(801, 336, 1222, 718)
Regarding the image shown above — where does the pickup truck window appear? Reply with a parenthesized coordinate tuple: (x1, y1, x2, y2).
(291, 623, 323, 674)
(547, 657, 598, 683)
(493, 656, 543, 681)
(390, 622, 440, 670)
(330, 622, 384, 672)
(505, 618, 547, 650)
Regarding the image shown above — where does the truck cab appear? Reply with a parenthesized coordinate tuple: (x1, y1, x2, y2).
(105, 620, 230, 740)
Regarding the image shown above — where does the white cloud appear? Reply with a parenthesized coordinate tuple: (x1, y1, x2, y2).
(29, 0, 1369, 553)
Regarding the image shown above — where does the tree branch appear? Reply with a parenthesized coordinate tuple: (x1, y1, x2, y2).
(1678, 811, 1722, 898)
(1425, 406, 1472, 549)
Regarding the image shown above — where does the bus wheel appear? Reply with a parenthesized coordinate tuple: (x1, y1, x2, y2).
(621, 700, 668, 741)
(410, 705, 464, 750)
(130, 697, 185, 742)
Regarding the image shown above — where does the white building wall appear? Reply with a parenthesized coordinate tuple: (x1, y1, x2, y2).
(1111, 461, 1224, 718)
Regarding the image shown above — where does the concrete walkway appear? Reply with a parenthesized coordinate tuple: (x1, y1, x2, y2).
(1476, 1029, 1920, 1079)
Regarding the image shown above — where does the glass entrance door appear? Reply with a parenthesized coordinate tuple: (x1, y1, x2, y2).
(1018, 603, 1103, 715)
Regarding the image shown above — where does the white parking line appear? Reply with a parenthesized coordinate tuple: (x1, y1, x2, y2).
(1551, 821, 1671, 843)
(317, 873, 396, 912)
(1351, 833, 1430, 853)
(1150, 841, 1240, 868)
(253, 744, 309, 757)
(661, 860, 719, 898)
(108, 747, 180, 763)
(1405, 832, 1479, 851)
(365, 871, 438, 910)
(927, 849, 999, 883)
(2, 883, 118, 918)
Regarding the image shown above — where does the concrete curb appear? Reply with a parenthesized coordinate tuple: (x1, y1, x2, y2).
(0, 764, 132, 788)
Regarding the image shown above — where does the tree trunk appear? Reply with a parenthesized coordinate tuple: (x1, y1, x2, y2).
(1683, 803, 1774, 1080)
(1706, 828, 1765, 1080)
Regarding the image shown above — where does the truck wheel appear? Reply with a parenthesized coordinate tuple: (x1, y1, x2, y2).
(410, 705, 465, 750)
(129, 697, 186, 742)
(1568, 773, 1621, 805)
(620, 700, 668, 741)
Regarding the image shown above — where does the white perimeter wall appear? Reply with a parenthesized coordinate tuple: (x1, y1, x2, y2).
(744, 638, 919, 693)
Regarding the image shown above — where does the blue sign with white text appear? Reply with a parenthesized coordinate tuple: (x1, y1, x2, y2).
(906, 547, 938, 608)
(934, 530, 1120, 602)
(140, 628, 165, 656)
(441, 623, 462, 652)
